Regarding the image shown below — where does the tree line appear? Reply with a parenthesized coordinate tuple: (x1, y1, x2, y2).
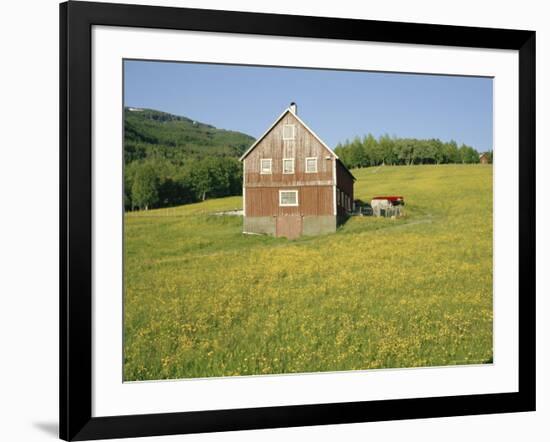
(124, 108, 252, 211)
(334, 134, 491, 169)
(125, 157, 242, 211)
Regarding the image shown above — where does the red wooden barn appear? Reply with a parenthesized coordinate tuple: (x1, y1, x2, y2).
(479, 153, 490, 164)
(240, 103, 355, 239)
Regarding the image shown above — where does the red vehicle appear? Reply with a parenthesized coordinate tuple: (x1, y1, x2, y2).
(371, 196, 405, 206)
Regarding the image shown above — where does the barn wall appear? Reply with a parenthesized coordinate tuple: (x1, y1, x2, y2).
(242, 110, 352, 237)
(244, 112, 335, 189)
(245, 186, 334, 216)
(335, 160, 355, 216)
(336, 161, 354, 197)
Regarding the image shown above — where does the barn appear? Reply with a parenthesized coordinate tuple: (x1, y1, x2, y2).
(479, 153, 490, 164)
(240, 103, 355, 239)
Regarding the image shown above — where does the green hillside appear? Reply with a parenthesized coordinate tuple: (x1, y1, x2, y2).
(124, 107, 255, 163)
(124, 164, 493, 381)
(124, 108, 255, 210)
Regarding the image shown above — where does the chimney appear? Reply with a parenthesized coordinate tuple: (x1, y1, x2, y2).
(289, 102, 297, 114)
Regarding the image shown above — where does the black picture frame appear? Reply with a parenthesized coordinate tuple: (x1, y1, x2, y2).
(60, 1, 536, 440)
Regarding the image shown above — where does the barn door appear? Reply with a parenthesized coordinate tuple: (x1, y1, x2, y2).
(276, 216, 302, 239)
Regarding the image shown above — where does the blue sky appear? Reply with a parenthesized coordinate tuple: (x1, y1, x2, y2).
(124, 60, 493, 151)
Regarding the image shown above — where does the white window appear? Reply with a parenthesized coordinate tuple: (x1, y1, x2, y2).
(305, 157, 318, 173)
(283, 158, 295, 174)
(283, 124, 296, 140)
(260, 158, 272, 174)
(279, 190, 299, 207)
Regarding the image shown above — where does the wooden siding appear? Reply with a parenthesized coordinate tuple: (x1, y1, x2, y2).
(479, 154, 489, 164)
(335, 160, 354, 216)
(244, 111, 338, 218)
(243, 109, 355, 224)
(244, 112, 335, 188)
(245, 186, 334, 217)
(336, 161, 354, 196)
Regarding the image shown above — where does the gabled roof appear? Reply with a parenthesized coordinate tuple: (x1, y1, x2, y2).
(336, 158, 356, 181)
(239, 107, 336, 162)
(240, 106, 356, 180)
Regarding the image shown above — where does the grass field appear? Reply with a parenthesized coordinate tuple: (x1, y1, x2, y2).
(124, 164, 493, 381)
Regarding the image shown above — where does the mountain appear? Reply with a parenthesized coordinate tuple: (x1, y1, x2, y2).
(124, 107, 255, 163)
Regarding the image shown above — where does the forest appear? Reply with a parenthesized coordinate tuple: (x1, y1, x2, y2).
(334, 134, 491, 168)
(124, 107, 492, 210)
(124, 108, 253, 210)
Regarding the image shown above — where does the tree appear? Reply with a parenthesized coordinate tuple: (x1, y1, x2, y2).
(186, 157, 243, 201)
(458, 144, 479, 164)
(379, 134, 396, 165)
(431, 139, 445, 164)
(396, 139, 415, 165)
(362, 134, 380, 166)
(444, 140, 460, 163)
(345, 136, 366, 168)
(131, 163, 159, 210)
(334, 141, 352, 167)
(186, 160, 212, 201)
(124, 166, 134, 211)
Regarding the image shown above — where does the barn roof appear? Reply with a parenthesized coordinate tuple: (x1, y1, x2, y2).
(240, 106, 336, 160)
(372, 196, 404, 201)
(239, 107, 338, 157)
(240, 105, 355, 180)
(336, 158, 356, 181)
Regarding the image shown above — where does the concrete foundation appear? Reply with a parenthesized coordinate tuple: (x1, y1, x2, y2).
(244, 215, 339, 237)
(243, 215, 345, 236)
(243, 216, 276, 235)
(302, 215, 337, 236)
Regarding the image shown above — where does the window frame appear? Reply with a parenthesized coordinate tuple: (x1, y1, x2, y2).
(282, 124, 296, 140)
(305, 157, 318, 173)
(279, 189, 299, 207)
(282, 158, 295, 174)
(60, 3, 536, 439)
(260, 158, 272, 175)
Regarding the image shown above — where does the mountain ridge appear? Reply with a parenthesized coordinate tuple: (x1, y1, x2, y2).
(124, 107, 255, 163)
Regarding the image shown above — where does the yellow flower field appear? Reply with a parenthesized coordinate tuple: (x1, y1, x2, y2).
(124, 164, 493, 380)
